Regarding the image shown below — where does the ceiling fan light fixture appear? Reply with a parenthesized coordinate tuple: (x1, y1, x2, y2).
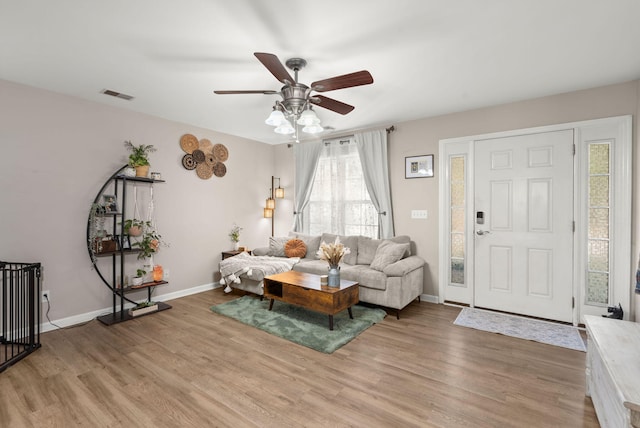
(296, 108, 319, 126)
(302, 123, 324, 134)
(274, 119, 295, 134)
(265, 109, 285, 126)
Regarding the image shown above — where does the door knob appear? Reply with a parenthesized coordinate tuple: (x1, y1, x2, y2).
(476, 230, 491, 236)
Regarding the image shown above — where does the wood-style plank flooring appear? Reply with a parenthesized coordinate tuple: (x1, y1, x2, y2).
(0, 290, 599, 427)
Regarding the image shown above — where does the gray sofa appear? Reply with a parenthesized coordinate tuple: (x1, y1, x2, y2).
(237, 232, 425, 318)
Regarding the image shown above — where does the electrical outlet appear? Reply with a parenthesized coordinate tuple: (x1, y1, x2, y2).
(41, 290, 51, 303)
(163, 269, 170, 279)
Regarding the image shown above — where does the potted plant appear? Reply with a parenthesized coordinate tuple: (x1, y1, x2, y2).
(229, 223, 242, 250)
(129, 300, 158, 317)
(122, 218, 150, 237)
(124, 140, 156, 177)
(132, 229, 163, 260)
(132, 268, 146, 286)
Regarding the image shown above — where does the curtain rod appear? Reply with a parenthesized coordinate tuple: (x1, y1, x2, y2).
(287, 125, 395, 148)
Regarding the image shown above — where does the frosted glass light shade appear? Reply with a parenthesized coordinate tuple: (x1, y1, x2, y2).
(274, 187, 284, 198)
(265, 110, 285, 126)
(274, 119, 295, 134)
(302, 123, 324, 134)
(263, 208, 273, 218)
(297, 109, 319, 126)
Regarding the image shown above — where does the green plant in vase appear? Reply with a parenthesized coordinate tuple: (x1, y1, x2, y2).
(124, 140, 156, 177)
(229, 223, 242, 249)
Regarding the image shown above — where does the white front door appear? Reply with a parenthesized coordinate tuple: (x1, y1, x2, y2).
(473, 130, 574, 322)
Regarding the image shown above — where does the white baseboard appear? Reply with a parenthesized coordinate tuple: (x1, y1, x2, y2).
(41, 285, 435, 333)
(420, 293, 438, 304)
(41, 282, 217, 333)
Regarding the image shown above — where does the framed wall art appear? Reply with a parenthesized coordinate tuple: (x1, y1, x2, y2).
(405, 154, 434, 179)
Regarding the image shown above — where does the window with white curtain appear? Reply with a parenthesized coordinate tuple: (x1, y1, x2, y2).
(303, 138, 378, 238)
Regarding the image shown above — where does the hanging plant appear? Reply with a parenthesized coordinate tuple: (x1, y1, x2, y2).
(122, 218, 150, 237)
(88, 203, 107, 264)
(132, 228, 166, 260)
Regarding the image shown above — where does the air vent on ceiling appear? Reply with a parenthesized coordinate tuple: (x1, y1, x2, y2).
(101, 89, 134, 101)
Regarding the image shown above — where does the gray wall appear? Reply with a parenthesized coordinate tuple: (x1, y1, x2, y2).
(1, 77, 638, 324)
(275, 80, 640, 298)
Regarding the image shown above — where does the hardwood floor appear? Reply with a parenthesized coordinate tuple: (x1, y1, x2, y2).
(0, 290, 599, 427)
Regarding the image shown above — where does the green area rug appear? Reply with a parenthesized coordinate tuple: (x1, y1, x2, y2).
(210, 296, 386, 353)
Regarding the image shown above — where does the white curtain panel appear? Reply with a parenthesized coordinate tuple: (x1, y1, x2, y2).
(355, 129, 395, 238)
(292, 140, 323, 232)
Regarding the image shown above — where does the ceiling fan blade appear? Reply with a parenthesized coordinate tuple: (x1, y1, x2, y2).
(214, 90, 278, 95)
(254, 52, 294, 84)
(310, 95, 355, 115)
(311, 70, 373, 92)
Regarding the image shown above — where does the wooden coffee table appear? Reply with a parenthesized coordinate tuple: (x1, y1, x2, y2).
(263, 270, 359, 330)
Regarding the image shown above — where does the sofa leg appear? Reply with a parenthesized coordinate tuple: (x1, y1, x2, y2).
(396, 309, 400, 320)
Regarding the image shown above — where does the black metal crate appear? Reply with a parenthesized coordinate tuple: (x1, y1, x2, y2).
(0, 261, 41, 372)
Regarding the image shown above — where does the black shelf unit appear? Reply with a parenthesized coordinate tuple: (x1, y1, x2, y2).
(87, 166, 170, 325)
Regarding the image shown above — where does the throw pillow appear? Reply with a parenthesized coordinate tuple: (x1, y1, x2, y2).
(370, 240, 410, 271)
(268, 236, 289, 257)
(284, 239, 307, 258)
(291, 232, 322, 258)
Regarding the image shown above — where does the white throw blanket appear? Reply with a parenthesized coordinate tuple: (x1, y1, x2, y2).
(219, 252, 299, 293)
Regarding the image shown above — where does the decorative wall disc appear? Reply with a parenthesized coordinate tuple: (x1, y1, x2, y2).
(213, 144, 229, 162)
(213, 162, 227, 177)
(199, 138, 213, 154)
(182, 154, 196, 170)
(180, 134, 199, 154)
(196, 162, 214, 179)
(192, 149, 206, 163)
(205, 153, 216, 166)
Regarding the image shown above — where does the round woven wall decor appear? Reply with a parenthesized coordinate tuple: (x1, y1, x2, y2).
(180, 134, 198, 154)
(180, 134, 228, 180)
(199, 138, 213, 154)
(213, 144, 229, 162)
(196, 162, 214, 179)
(182, 154, 197, 170)
(213, 162, 227, 177)
(192, 149, 206, 164)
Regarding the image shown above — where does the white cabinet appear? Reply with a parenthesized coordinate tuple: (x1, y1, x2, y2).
(585, 315, 640, 427)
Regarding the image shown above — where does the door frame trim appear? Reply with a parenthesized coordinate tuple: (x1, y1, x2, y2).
(438, 115, 632, 324)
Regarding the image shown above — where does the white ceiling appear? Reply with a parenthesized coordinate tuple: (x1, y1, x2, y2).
(1, 1, 639, 145)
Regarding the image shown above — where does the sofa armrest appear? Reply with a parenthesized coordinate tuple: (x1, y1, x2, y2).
(252, 247, 270, 256)
(383, 255, 425, 277)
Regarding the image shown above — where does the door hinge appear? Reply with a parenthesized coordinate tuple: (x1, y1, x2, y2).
(572, 297, 575, 309)
(572, 221, 575, 232)
(573, 144, 576, 155)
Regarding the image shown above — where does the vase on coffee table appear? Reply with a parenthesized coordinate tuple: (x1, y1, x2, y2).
(328, 265, 340, 288)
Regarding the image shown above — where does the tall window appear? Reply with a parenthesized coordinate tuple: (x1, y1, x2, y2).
(586, 141, 611, 305)
(450, 155, 466, 285)
(303, 139, 378, 237)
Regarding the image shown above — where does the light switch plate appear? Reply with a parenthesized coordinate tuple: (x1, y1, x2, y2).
(411, 210, 428, 219)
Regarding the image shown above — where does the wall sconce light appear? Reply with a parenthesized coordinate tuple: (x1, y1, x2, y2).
(274, 177, 285, 199)
(263, 176, 284, 236)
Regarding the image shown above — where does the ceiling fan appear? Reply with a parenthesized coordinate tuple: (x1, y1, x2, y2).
(214, 52, 373, 136)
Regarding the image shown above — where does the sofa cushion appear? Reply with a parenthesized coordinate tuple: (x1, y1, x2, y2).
(370, 241, 410, 271)
(357, 235, 412, 265)
(284, 239, 307, 258)
(268, 236, 289, 257)
(319, 233, 358, 265)
(289, 232, 321, 259)
(357, 236, 382, 265)
(348, 265, 387, 291)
